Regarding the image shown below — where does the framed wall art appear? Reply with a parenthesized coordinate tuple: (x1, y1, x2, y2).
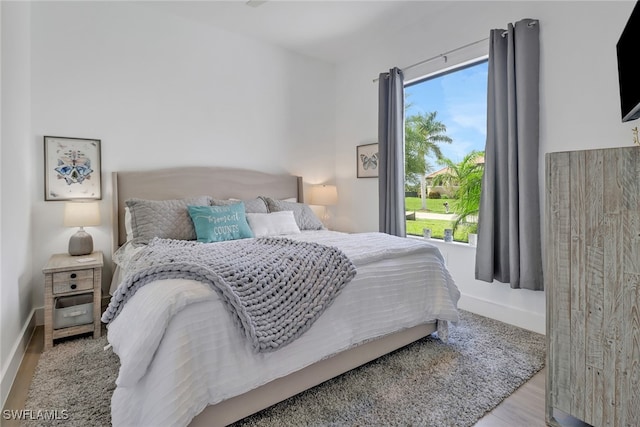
(44, 136, 102, 201)
(356, 143, 379, 178)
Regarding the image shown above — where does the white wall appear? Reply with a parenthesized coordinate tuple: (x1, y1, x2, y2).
(29, 1, 336, 307)
(333, 0, 638, 332)
(1, 1, 35, 407)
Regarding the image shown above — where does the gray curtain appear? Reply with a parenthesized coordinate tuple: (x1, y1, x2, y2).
(378, 67, 406, 237)
(475, 19, 543, 290)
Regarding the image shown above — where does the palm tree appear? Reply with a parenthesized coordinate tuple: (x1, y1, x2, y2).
(432, 150, 484, 232)
(404, 135, 434, 192)
(404, 111, 452, 209)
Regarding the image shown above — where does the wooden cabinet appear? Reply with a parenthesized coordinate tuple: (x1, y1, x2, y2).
(43, 252, 103, 349)
(545, 147, 640, 426)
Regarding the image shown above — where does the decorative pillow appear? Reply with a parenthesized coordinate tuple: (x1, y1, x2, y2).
(211, 198, 268, 214)
(246, 211, 301, 238)
(124, 207, 133, 241)
(125, 196, 212, 245)
(261, 197, 325, 231)
(187, 203, 254, 243)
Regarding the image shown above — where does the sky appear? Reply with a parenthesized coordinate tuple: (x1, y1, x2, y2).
(405, 60, 488, 169)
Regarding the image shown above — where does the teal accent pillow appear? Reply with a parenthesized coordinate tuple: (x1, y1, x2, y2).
(187, 203, 254, 243)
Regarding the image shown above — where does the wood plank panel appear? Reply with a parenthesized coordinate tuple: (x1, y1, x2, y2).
(585, 150, 605, 249)
(627, 211, 640, 276)
(592, 367, 605, 426)
(625, 273, 640, 426)
(603, 212, 624, 427)
(546, 152, 573, 416)
(602, 148, 626, 426)
(545, 153, 558, 426)
(584, 150, 604, 426)
(627, 148, 639, 427)
(569, 151, 587, 419)
(620, 147, 639, 427)
(623, 148, 640, 276)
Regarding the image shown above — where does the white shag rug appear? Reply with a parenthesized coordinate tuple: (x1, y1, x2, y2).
(22, 310, 545, 427)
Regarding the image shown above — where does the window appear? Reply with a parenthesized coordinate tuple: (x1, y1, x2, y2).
(404, 59, 488, 242)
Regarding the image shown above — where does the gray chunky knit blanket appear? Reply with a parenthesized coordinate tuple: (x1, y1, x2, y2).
(102, 237, 357, 352)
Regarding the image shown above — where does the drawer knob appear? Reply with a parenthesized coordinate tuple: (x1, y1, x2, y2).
(70, 284, 77, 290)
(70, 273, 77, 279)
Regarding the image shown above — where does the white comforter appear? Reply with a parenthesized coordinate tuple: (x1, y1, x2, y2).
(107, 231, 460, 427)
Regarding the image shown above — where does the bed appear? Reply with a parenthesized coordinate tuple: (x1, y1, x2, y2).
(104, 166, 460, 427)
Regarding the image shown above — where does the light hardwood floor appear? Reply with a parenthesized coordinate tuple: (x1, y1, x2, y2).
(3, 327, 588, 427)
(3, 327, 44, 427)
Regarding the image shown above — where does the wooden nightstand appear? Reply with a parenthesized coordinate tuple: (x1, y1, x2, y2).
(43, 251, 103, 349)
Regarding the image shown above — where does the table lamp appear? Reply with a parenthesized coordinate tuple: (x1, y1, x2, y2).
(64, 201, 100, 256)
(310, 184, 338, 225)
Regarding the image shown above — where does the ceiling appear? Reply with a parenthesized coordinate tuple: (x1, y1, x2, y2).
(142, 1, 454, 63)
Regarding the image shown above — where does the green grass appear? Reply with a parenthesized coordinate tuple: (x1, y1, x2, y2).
(405, 197, 457, 213)
(405, 218, 470, 242)
(405, 196, 471, 242)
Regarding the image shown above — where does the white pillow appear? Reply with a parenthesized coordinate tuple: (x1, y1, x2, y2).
(246, 211, 301, 238)
(124, 207, 133, 241)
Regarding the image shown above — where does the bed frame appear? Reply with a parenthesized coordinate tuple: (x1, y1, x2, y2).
(111, 166, 437, 427)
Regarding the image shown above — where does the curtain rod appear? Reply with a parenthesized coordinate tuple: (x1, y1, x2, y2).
(375, 20, 538, 83)
(373, 36, 489, 83)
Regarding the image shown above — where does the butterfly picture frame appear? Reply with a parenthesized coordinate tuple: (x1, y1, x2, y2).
(356, 143, 379, 178)
(44, 136, 102, 201)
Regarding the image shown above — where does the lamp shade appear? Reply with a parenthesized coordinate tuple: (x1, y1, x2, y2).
(310, 185, 338, 206)
(64, 201, 101, 227)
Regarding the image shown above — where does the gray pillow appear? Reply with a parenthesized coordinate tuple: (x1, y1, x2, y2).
(125, 196, 212, 245)
(211, 197, 268, 214)
(261, 197, 325, 231)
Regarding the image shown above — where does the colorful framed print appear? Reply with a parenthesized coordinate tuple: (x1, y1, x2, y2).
(356, 143, 379, 178)
(44, 136, 102, 201)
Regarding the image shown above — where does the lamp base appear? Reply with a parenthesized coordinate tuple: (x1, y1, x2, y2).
(68, 228, 93, 256)
(321, 208, 332, 230)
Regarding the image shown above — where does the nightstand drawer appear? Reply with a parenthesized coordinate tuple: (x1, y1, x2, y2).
(52, 269, 94, 294)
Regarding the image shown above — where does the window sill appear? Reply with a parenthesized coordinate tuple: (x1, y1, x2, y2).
(407, 234, 477, 250)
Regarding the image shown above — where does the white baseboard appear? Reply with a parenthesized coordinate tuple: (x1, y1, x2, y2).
(35, 306, 44, 326)
(1, 309, 36, 409)
(458, 294, 546, 335)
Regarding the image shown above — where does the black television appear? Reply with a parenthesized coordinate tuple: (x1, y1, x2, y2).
(617, 0, 640, 122)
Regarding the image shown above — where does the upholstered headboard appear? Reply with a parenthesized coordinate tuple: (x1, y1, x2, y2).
(111, 167, 303, 253)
